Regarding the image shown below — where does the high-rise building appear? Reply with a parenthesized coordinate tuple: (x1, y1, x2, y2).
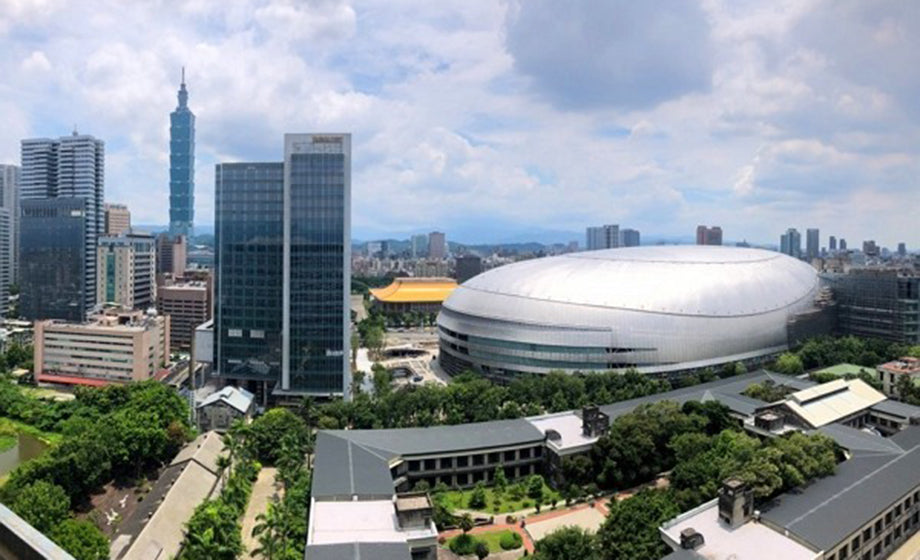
(840, 238, 847, 251)
(428, 231, 446, 260)
(169, 69, 195, 238)
(215, 133, 350, 402)
(20, 198, 90, 321)
(829, 236, 837, 252)
(863, 240, 879, 257)
(455, 255, 482, 283)
(619, 228, 641, 247)
(806, 228, 820, 260)
(0, 209, 10, 313)
(97, 233, 156, 310)
(830, 269, 919, 344)
(780, 228, 801, 258)
(20, 133, 105, 320)
(157, 273, 211, 351)
(411, 234, 428, 258)
(696, 225, 723, 246)
(104, 203, 131, 235)
(156, 233, 187, 277)
(0, 165, 20, 283)
(586, 224, 619, 250)
(898, 243, 907, 257)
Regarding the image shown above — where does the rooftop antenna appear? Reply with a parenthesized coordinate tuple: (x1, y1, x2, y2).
(72, 124, 78, 136)
(181, 66, 186, 86)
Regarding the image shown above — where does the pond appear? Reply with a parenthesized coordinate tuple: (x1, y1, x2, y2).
(0, 432, 49, 478)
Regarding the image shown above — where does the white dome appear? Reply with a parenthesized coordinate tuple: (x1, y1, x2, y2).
(437, 246, 820, 378)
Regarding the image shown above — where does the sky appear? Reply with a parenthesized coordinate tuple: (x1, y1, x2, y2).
(0, 0, 918, 247)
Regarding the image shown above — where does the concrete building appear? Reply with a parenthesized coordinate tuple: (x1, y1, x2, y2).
(863, 240, 880, 257)
(156, 233, 187, 277)
(215, 133, 350, 401)
(169, 69, 196, 238)
(696, 225, 723, 246)
(428, 231, 446, 260)
(157, 276, 211, 350)
(781, 228, 802, 258)
(103, 203, 131, 235)
(898, 243, 907, 257)
(370, 277, 457, 317)
(0, 502, 75, 560)
(411, 233, 428, 258)
(439, 247, 821, 380)
(97, 233, 156, 310)
(830, 236, 837, 252)
(806, 228, 820, 260)
(620, 228, 641, 247)
(111, 432, 222, 560)
(877, 357, 920, 399)
(587, 224, 619, 250)
(0, 164, 20, 283)
(840, 238, 848, 251)
(0, 209, 10, 315)
(827, 269, 920, 344)
(195, 386, 255, 432)
(20, 133, 105, 321)
(33, 307, 170, 386)
(455, 254, 483, 283)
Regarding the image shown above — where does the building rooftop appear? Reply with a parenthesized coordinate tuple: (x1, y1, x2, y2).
(879, 357, 920, 375)
(196, 386, 254, 415)
(527, 411, 598, 453)
(0, 503, 76, 560)
(781, 378, 886, 428)
(661, 500, 818, 560)
(370, 277, 457, 303)
(310, 500, 407, 545)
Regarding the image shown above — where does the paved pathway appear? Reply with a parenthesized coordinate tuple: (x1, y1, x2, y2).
(241, 467, 280, 559)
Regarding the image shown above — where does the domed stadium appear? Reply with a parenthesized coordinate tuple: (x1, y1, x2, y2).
(437, 246, 820, 379)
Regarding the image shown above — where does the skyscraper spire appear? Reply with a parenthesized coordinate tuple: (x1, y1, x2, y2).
(177, 67, 188, 109)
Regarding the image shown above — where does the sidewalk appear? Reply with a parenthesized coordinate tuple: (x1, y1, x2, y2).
(240, 467, 281, 559)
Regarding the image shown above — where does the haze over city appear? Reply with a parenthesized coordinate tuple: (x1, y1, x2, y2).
(1, 0, 917, 246)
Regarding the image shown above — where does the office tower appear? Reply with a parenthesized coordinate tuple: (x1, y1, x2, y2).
(806, 228, 820, 260)
(619, 228, 641, 247)
(20, 133, 105, 320)
(586, 224, 619, 250)
(840, 238, 847, 251)
(863, 240, 879, 257)
(215, 133, 350, 401)
(428, 231, 446, 259)
(20, 198, 89, 321)
(829, 236, 837, 252)
(696, 225, 723, 246)
(455, 255, 483, 283)
(780, 228, 802, 258)
(0, 209, 10, 313)
(898, 243, 907, 257)
(0, 165, 20, 283)
(411, 234, 428, 258)
(97, 233, 156, 310)
(157, 273, 211, 351)
(156, 233, 187, 277)
(104, 203, 131, 235)
(169, 69, 196, 238)
(830, 269, 919, 344)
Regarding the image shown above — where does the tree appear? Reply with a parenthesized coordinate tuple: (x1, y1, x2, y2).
(50, 519, 109, 560)
(596, 490, 680, 560)
(459, 513, 474, 534)
(493, 467, 508, 494)
(351, 368, 366, 396)
(247, 408, 311, 465)
(371, 363, 393, 397)
(533, 526, 598, 560)
(364, 325, 386, 360)
(469, 482, 487, 509)
(475, 541, 490, 559)
(527, 475, 544, 503)
(774, 352, 805, 375)
(11, 480, 70, 533)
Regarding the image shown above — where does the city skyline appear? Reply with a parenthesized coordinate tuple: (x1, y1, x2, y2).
(0, 2, 917, 248)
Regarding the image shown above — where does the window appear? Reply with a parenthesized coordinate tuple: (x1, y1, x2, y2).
(863, 528, 871, 542)
(520, 448, 531, 459)
(409, 460, 420, 472)
(473, 454, 484, 466)
(488, 452, 500, 464)
(852, 535, 860, 550)
(886, 512, 893, 526)
(250, 329, 265, 339)
(424, 459, 436, 470)
(504, 450, 516, 462)
(440, 457, 453, 469)
(457, 456, 469, 468)
(228, 328, 242, 337)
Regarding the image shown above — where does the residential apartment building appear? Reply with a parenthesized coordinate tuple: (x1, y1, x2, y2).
(215, 133, 350, 401)
(619, 228, 641, 247)
(20, 132, 105, 321)
(781, 228, 802, 258)
(0, 164, 20, 283)
(696, 225, 723, 245)
(104, 203, 131, 235)
(586, 224, 619, 250)
(33, 307, 170, 386)
(428, 231, 446, 260)
(157, 276, 211, 351)
(877, 357, 920, 399)
(156, 233, 187, 277)
(806, 228, 820, 260)
(97, 234, 156, 310)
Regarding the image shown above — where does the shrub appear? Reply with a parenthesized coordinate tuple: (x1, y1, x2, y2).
(500, 531, 523, 550)
(469, 482, 487, 509)
(449, 533, 479, 556)
(506, 515, 517, 524)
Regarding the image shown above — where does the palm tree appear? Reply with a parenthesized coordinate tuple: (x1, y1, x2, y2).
(252, 500, 289, 559)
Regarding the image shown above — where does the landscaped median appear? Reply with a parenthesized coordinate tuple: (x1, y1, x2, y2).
(444, 527, 525, 556)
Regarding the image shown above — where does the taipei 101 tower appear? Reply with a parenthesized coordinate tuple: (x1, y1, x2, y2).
(169, 68, 195, 238)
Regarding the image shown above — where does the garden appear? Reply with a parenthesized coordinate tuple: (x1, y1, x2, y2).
(437, 472, 561, 514)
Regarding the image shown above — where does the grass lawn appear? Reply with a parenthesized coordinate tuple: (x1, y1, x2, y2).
(446, 529, 521, 553)
(440, 481, 562, 514)
(0, 417, 63, 446)
(812, 363, 872, 376)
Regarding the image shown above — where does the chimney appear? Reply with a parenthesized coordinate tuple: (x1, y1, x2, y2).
(718, 477, 754, 528)
(581, 405, 610, 438)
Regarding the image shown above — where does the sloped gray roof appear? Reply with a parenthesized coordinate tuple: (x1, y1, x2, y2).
(816, 424, 905, 456)
(760, 432, 920, 551)
(312, 432, 398, 500)
(196, 385, 255, 414)
(871, 398, 920, 420)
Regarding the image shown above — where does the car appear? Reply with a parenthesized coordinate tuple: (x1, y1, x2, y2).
(412, 375, 423, 383)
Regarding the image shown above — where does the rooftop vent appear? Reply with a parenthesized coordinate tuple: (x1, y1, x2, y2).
(718, 477, 754, 529)
(680, 528, 705, 550)
(582, 405, 610, 438)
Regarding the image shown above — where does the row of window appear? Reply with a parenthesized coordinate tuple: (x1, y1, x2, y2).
(407, 447, 542, 472)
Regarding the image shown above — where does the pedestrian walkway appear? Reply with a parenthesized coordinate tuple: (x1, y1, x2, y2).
(240, 467, 281, 559)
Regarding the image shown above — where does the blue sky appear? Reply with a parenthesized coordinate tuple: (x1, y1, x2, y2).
(0, 0, 917, 247)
